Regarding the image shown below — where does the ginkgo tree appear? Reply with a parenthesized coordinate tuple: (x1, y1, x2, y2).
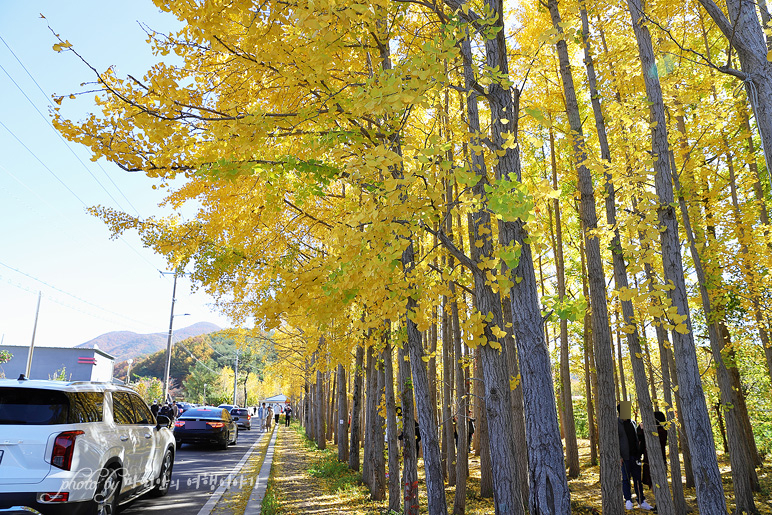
(50, 0, 772, 513)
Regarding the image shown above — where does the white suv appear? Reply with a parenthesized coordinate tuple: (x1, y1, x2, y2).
(0, 377, 176, 515)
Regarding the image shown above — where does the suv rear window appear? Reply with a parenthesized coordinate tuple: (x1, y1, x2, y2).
(231, 409, 249, 416)
(0, 387, 69, 425)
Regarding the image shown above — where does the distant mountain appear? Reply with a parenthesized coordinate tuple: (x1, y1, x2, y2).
(76, 322, 222, 362)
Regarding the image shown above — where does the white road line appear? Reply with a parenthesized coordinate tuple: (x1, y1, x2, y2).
(196, 429, 270, 515)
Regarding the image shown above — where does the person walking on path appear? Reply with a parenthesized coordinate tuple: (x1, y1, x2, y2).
(151, 400, 159, 418)
(258, 403, 266, 431)
(274, 404, 281, 426)
(618, 402, 653, 511)
(638, 410, 668, 491)
(284, 405, 292, 427)
(266, 406, 274, 431)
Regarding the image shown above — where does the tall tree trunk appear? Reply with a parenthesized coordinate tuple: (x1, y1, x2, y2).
(671, 168, 757, 512)
(739, 108, 772, 385)
(626, 1, 728, 511)
(363, 345, 376, 489)
(616, 325, 628, 402)
(337, 363, 349, 463)
(580, 246, 599, 467)
(502, 298, 530, 503)
(349, 345, 364, 471)
(547, 123, 580, 479)
(453, 313, 468, 515)
(429, 303, 439, 431)
(398, 343, 419, 515)
(383, 337, 401, 514)
(475, 346, 493, 498)
(448, 33, 525, 515)
(698, 0, 772, 174)
(577, 4, 673, 510)
(547, 1, 621, 512)
(656, 327, 688, 514)
(327, 371, 336, 443)
(442, 0, 571, 511)
(316, 368, 326, 450)
(370, 360, 386, 501)
(442, 295, 457, 486)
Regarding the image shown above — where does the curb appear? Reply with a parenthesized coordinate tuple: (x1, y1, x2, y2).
(243, 424, 280, 515)
(197, 428, 268, 515)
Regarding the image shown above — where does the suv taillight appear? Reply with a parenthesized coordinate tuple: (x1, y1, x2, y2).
(51, 430, 84, 470)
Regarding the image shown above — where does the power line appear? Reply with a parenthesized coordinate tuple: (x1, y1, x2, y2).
(0, 33, 141, 217)
(0, 260, 153, 328)
(0, 119, 161, 272)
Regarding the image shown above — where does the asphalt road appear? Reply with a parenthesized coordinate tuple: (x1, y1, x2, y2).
(120, 425, 267, 515)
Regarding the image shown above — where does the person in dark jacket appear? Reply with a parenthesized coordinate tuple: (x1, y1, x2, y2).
(638, 410, 668, 488)
(618, 402, 653, 511)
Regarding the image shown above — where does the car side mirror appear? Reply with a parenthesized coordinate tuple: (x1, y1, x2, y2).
(156, 415, 171, 429)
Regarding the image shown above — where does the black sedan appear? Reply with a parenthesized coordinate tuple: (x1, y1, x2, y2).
(230, 408, 252, 430)
(174, 406, 238, 450)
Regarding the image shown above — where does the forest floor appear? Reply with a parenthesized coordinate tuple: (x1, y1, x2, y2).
(260, 427, 772, 514)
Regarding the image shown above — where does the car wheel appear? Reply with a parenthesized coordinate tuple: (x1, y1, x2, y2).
(230, 428, 238, 445)
(92, 467, 121, 515)
(176, 440, 183, 450)
(219, 432, 229, 450)
(150, 449, 174, 497)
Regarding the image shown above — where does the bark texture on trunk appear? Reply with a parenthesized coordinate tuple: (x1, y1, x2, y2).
(626, 1, 728, 512)
(546, 1, 620, 512)
(578, 4, 673, 511)
(671, 170, 757, 512)
(398, 343, 419, 515)
(316, 368, 326, 450)
(383, 340, 401, 514)
(349, 345, 364, 471)
(337, 364, 349, 463)
(442, 296, 457, 485)
(502, 298, 530, 503)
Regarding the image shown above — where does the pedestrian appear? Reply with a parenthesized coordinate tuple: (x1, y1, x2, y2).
(452, 411, 474, 450)
(638, 410, 668, 490)
(258, 403, 265, 431)
(274, 404, 281, 426)
(618, 402, 653, 511)
(151, 400, 159, 418)
(284, 404, 292, 427)
(172, 401, 180, 419)
(266, 406, 273, 430)
(398, 416, 421, 458)
(159, 403, 173, 419)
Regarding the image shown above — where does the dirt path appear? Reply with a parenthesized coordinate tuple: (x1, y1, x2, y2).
(269, 427, 346, 515)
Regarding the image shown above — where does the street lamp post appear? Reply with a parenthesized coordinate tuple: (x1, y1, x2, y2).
(161, 272, 179, 403)
(126, 359, 134, 385)
(203, 383, 207, 405)
(160, 270, 191, 403)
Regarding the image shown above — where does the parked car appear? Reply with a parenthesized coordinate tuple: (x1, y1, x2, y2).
(0, 377, 176, 515)
(229, 408, 252, 430)
(173, 407, 237, 450)
(216, 404, 236, 411)
(176, 402, 194, 416)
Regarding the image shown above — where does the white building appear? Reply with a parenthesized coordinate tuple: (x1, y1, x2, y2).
(0, 345, 115, 382)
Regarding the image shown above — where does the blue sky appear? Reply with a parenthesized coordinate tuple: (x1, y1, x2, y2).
(0, 1, 233, 348)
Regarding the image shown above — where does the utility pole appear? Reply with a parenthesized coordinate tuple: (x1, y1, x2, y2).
(24, 292, 42, 379)
(126, 359, 134, 385)
(162, 272, 179, 403)
(233, 351, 239, 406)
